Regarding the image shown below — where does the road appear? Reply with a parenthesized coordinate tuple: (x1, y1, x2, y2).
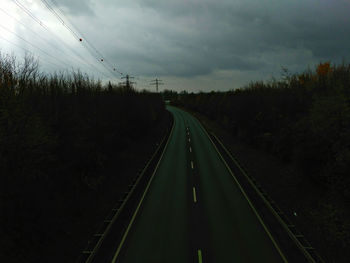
(112, 106, 287, 263)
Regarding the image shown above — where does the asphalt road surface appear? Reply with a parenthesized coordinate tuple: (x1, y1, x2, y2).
(113, 106, 287, 263)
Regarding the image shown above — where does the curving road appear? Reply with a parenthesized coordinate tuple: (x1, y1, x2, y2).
(112, 106, 287, 263)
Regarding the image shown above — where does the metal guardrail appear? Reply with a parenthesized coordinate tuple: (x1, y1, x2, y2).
(197, 120, 289, 262)
(77, 115, 174, 263)
(209, 131, 325, 263)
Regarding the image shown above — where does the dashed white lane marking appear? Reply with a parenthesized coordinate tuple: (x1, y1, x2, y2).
(193, 187, 197, 203)
(191, 161, 194, 169)
(188, 138, 191, 143)
(189, 147, 192, 153)
(198, 249, 203, 263)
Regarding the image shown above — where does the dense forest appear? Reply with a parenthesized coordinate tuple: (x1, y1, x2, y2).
(168, 63, 350, 261)
(0, 53, 166, 261)
(2, 50, 350, 261)
(171, 62, 350, 201)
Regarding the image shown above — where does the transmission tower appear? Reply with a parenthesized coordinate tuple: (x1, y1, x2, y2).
(150, 78, 164, 92)
(121, 74, 135, 88)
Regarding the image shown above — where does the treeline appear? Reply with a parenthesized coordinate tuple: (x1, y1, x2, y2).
(0, 53, 165, 261)
(171, 62, 350, 200)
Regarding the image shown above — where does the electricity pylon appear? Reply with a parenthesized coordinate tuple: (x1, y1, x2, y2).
(150, 78, 164, 92)
(121, 74, 135, 88)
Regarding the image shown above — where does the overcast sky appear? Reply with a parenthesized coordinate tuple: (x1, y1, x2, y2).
(0, 0, 349, 92)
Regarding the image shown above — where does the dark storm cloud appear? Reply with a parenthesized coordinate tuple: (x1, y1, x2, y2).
(66, 0, 350, 81)
(108, 0, 349, 78)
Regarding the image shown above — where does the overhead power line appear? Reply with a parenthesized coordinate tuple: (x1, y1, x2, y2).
(121, 74, 135, 88)
(12, 0, 49, 31)
(11, 0, 117, 80)
(0, 24, 72, 69)
(42, 0, 123, 77)
(0, 6, 97, 75)
(39, 0, 80, 40)
(9, 0, 132, 83)
(0, 7, 48, 45)
(39, 0, 118, 80)
(0, 35, 66, 70)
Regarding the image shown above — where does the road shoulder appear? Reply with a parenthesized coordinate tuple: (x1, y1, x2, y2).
(183, 108, 349, 263)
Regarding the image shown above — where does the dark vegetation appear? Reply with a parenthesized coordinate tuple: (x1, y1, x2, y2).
(171, 62, 350, 200)
(0, 53, 166, 262)
(168, 62, 350, 261)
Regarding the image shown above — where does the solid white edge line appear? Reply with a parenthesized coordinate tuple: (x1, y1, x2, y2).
(110, 113, 176, 263)
(84, 118, 171, 263)
(194, 115, 289, 263)
(211, 133, 319, 263)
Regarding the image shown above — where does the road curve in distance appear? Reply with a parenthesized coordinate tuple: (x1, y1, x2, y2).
(113, 106, 287, 263)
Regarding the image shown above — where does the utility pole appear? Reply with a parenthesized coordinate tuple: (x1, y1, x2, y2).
(121, 74, 135, 89)
(150, 78, 164, 92)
